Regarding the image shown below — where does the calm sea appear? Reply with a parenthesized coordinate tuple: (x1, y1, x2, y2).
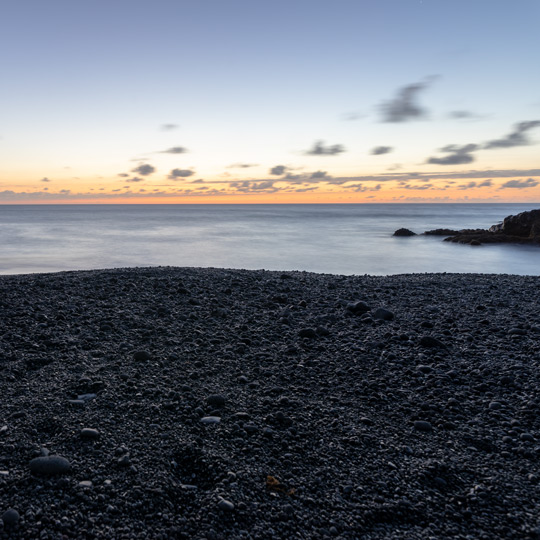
(0, 204, 538, 276)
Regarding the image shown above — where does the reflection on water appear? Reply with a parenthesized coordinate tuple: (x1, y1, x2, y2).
(0, 204, 538, 275)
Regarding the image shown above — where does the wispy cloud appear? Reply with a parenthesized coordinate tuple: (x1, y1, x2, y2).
(371, 146, 393, 155)
(160, 146, 187, 154)
(499, 178, 539, 189)
(484, 121, 540, 149)
(229, 180, 278, 193)
(40, 177, 50, 182)
(427, 143, 478, 165)
(132, 163, 156, 176)
(160, 123, 178, 131)
(305, 140, 346, 156)
(379, 78, 436, 122)
(169, 168, 195, 179)
(126, 177, 143, 183)
(228, 163, 258, 169)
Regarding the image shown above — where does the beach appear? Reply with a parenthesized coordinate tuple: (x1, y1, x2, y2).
(1, 267, 540, 539)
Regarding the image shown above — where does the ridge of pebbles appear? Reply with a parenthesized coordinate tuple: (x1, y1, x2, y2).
(1, 267, 540, 539)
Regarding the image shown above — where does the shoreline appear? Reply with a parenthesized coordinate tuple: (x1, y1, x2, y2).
(1, 267, 540, 538)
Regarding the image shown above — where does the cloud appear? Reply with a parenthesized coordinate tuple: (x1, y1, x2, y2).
(310, 170, 328, 179)
(229, 180, 278, 193)
(345, 183, 382, 192)
(169, 168, 195, 179)
(228, 163, 258, 169)
(427, 143, 479, 165)
(132, 163, 156, 176)
(40, 177, 50, 182)
(379, 78, 435, 122)
(270, 165, 288, 175)
(478, 179, 493, 187)
(161, 123, 178, 131)
(305, 140, 346, 156)
(341, 111, 365, 121)
(371, 146, 393, 155)
(499, 178, 539, 189)
(118, 173, 129, 177)
(160, 146, 187, 154)
(484, 120, 540, 149)
(126, 177, 143, 183)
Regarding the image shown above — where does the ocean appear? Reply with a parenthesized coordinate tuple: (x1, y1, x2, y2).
(0, 203, 538, 276)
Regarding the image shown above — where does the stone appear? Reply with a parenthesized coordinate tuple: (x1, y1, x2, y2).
(207, 394, 226, 408)
(393, 228, 416, 236)
(133, 350, 152, 361)
(413, 420, 433, 432)
(1, 509, 19, 526)
(420, 336, 446, 349)
(200, 416, 221, 424)
(81, 428, 100, 440)
(298, 328, 317, 339)
(346, 301, 371, 315)
(217, 499, 235, 511)
(373, 307, 394, 321)
(29, 455, 71, 476)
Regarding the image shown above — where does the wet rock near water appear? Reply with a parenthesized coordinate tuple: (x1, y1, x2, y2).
(396, 208, 540, 246)
(1, 267, 540, 538)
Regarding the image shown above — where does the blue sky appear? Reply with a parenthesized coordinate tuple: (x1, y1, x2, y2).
(1, 0, 539, 202)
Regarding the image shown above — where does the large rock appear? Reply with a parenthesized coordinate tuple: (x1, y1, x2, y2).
(393, 228, 416, 237)
(492, 209, 540, 239)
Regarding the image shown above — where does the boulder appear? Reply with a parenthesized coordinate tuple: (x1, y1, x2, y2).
(496, 209, 540, 239)
(393, 228, 416, 237)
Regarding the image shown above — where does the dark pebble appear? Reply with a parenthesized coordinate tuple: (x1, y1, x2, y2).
(1, 509, 19, 526)
(207, 394, 226, 408)
(414, 420, 433, 432)
(29, 456, 71, 476)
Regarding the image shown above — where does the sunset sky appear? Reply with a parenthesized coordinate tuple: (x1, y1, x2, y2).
(1, 0, 539, 203)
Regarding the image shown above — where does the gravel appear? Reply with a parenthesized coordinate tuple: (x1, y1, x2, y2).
(1, 266, 540, 539)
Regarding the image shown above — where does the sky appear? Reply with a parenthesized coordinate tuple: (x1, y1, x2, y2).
(1, 0, 539, 204)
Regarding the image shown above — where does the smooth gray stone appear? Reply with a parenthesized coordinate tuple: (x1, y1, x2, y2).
(29, 456, 71, 476)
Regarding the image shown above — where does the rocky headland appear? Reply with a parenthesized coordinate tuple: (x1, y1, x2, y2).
(394, 208, 540, 246)
(1, 267, 540, 538)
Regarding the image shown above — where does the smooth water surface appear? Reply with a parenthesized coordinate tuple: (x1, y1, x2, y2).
(0, 204, 538, 275)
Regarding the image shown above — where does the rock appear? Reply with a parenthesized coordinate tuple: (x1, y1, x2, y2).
(372, 307, 394, 321)
(495, 209, 540, 239)
(346, 301, 371, 315)
(29, 456, 71, 476)
(81, 428, 100, 440)
(393, 228, 416, 236)
(419, 336, 447, 349)
(414, 420, 433, 432)
(217, 499, 235, 511)
(1, 509, 19, 526)
(470, 240, 482, 246)
(424, 229, 461, 236)
(133, 350, 152, 361)
(298, 328, 317, 339)
(207, 394, 226, 408)
(200, 416, 221, 424)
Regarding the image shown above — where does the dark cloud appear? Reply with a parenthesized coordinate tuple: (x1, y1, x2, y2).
(310, 170, 328, 179)
(427, 143, 479, 165)
(40, 177, 50, 182)
(161, 146, 187, 154)
(371, 146, 393, 155)
(499, 178, 539, 189)
(126, 177, 143, 183)
(270, 165, 288, 175)
(228, 163, 258, 169)
(379, 78, 435, 122)
(161, 124, 178, 131)
(345, 183, 382, 192)
(169, 168, 195, 179)
(132, 163, 155, 176)
(478, 179, 493, 187)
(305, 140, 346, 156)
(191, 179, 204, 184)
(484, 121, 540, 149)
(118, 173, 129, 177)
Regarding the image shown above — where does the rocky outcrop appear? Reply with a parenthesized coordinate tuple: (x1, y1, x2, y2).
(395, 209, 540, 246)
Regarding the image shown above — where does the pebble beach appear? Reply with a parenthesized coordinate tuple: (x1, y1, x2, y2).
(1, 267, 540, 539)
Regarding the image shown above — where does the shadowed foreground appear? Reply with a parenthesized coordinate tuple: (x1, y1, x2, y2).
(1, 267, 540, 539)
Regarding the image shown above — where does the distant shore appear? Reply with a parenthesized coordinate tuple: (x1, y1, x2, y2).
(1, 267, 540, 539)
